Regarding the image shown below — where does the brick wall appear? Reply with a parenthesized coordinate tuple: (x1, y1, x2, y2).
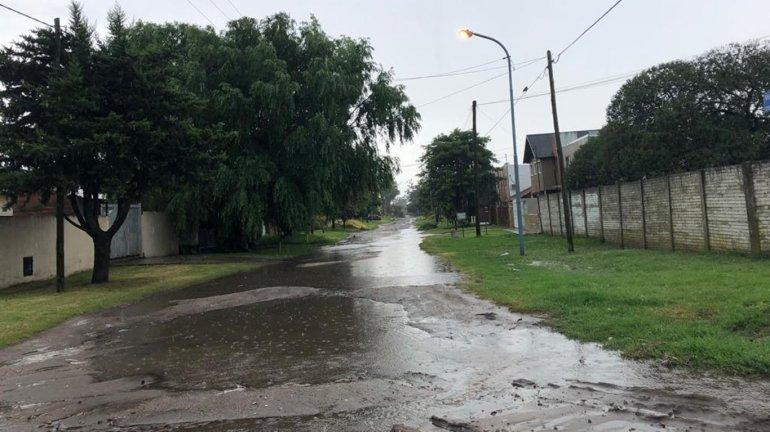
(754, 163, 770, 252)
(704, 166, 750, 252)
(601, 184, 622, 245)
(571, 191, 586, 236)
(584, 188, 601, 238)
(621, 181, 644, 248)
(669, 172, 706, 251)
(535, 161, 770, 255)
(642, 177, 671, 250)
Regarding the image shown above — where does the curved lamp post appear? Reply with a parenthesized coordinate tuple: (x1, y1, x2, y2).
(460, 29, 525, 255)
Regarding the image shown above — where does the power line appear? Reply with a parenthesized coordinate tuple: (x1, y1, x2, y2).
(522, 67, 548, 93)
(395, 55, 544, 82)
(397, 57, 504, 81)
(478, 69, 640, 106)
(223, 0, 242, 16)
(555, 0, 624, 62)
(184, 0, 216, 27)
(207, 0, 231, 20)
(417, 71, 507, 108)
(0, 2, 52, 27)
(461, 108, 473, 129)
(481, 105, 514, 136)
(401, 65, 511, 82)
(396, 65, 507, 82)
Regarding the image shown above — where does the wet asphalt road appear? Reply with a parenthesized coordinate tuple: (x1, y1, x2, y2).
(1, 218, 769, 431)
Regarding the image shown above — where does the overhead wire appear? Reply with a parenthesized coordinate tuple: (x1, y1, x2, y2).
(184, 0, 216, 27)
(396, 65, 507, 82)
(416, 71, 507, 108)
(207, 0, 231, 20)
(223, 0, 242, 16)
(478, 69, 640, 107)
(395, 55, 544, 82)
(554, 0, 624, 62)
(0, 2, 52, 27)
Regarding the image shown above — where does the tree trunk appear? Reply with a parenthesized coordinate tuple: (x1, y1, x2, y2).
(56, 189, 65, 293)
(91, 235, 111, 284)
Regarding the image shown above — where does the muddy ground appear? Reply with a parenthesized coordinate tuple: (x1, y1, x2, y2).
(1, 219, 768, 431)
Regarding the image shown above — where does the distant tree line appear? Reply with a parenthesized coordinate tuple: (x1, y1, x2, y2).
(408, 129, 498, 223)
(0, 2, 419, 282)
(566, 41, 770, 189)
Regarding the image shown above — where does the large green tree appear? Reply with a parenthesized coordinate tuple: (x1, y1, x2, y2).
(160, 14, 419, 247)
(567, 42, 770, 189)
(417, 129, 498, 223)
(0, 4, 203, 283)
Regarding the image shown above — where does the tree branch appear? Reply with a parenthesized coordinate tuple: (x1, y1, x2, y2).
(68, 193, 94, 233)
(63, 214, 88, 232)
(105, 198, 131, 238)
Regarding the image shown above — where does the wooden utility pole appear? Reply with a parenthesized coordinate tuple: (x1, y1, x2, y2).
(472, 100, 481, 237)
(53, 17, 65, 293)
(546, 50, 574, 252)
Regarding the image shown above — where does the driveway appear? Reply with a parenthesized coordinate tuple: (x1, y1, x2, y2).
(0, 219, 768, 431)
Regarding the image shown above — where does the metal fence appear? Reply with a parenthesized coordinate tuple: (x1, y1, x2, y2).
(108, 203, 142, 259)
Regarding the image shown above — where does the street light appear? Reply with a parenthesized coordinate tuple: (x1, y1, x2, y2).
(459, 28, 525, 255)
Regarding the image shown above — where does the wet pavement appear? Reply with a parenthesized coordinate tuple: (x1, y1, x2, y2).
(1, 218, 769, 431)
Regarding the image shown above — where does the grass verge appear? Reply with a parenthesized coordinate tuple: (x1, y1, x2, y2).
(421, 227, 770, 376)
(0, 262, 258, 348)
(246, 217, 393, 258)
(0, 217, 394, 348)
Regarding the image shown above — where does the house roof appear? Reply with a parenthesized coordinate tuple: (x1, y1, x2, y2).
(1, 194, 75, 217)
(523, 130, 598, 163)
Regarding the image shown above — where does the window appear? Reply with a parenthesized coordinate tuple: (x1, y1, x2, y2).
(23, 256, 33, 277)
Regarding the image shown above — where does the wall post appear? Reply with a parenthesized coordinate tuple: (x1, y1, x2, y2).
(640, 179, 648, 249)
(667, 175, 675, 252)
(536, 196, 544, 233)
(598, 185, 605, 243)
(699, 169, 711, 252)
(564, 190, 575, 235)
(617, 181, 624, 249)
(545, 192, 553, 235)
(581, 189, 589, 237)
(556, 192, 564, 236)
(741, 162, 761, 255)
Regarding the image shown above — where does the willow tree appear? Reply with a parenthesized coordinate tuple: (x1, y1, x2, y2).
(165, 14, 419, 247)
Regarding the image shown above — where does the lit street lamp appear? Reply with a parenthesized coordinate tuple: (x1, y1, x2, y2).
(459, 28, 525, 255)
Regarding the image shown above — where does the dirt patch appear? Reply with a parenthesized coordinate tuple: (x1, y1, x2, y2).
(148, 286, 319, 322)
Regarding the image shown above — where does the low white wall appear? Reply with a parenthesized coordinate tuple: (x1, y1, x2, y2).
(141, 211, 179, 258)
(0, 215, 96, 288)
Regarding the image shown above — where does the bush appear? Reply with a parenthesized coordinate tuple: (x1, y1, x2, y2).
(417, 220, 438, 231)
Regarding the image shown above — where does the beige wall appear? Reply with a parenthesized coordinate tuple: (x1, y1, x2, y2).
(1, 210, 179, 289)
(141, 211, 179, 258)
(0, 215, 97, 288)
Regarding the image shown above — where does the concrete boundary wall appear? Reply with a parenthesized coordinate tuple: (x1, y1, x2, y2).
(538, 161, 770, 255)
(0, 211, 178, 289)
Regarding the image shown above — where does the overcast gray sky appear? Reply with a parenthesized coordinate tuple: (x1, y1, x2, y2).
(3, 1, 770, 194)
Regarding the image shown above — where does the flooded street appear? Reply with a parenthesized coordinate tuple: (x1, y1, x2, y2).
(1, 219, 769, 431)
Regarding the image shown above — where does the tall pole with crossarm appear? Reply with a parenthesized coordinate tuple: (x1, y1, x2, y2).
(459, 29, 525, 255)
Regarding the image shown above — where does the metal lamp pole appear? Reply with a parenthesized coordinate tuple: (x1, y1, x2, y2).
(460, 29, 525, 255)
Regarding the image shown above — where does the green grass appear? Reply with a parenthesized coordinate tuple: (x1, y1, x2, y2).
(422, 228, 770, 376)
(0, 262, 259, 348)
(0, 217, 393, 348)
(246, 218, 391, 258)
